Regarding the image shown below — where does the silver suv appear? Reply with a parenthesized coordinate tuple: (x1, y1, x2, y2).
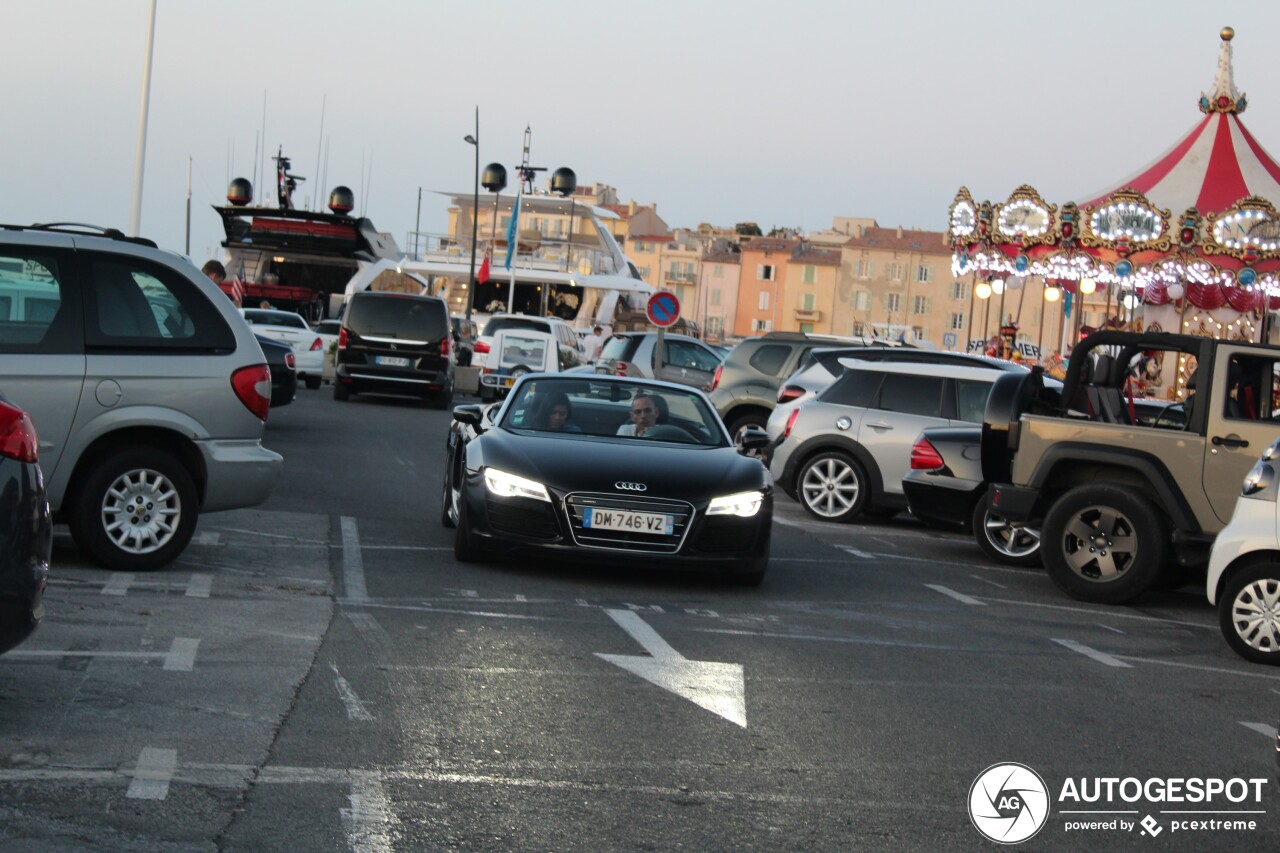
(594, 331, 723, 389)
(0, 224, 283, 570)
(769, 361, 998, 522)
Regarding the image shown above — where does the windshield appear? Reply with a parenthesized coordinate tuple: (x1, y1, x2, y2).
(499, 377, 726, 446)
(346, 295, 447, 340)
(244, 309, 308, 329)
(483, 316, 551, 336)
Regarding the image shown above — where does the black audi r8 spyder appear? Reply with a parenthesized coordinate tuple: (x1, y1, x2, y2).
(441, 374, 773, 585)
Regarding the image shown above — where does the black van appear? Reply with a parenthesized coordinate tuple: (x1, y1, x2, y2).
(334, 291, 454, 407)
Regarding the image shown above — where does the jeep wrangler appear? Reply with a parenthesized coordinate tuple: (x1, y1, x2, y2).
(981, 329, 1280, 604)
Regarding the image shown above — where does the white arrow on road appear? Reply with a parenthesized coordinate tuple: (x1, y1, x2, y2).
(596, 609, 746, 727)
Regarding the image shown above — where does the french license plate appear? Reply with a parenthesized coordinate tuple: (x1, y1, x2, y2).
(376, 355, 410, 367)
(583, 507, 674, 536)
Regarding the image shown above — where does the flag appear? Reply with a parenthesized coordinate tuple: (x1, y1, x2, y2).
(504, 195, 521, 270)
(477, 250, 491, 284)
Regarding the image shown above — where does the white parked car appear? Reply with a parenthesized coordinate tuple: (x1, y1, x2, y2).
(241, 308, 325, 389)
(1206, 436, 1280, 666)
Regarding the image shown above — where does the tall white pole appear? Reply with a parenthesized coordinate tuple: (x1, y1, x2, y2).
(128, 0, 158, 237)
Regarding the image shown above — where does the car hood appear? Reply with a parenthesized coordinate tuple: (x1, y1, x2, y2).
(477, 429, 769, 499)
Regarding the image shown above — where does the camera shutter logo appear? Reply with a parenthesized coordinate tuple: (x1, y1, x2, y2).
(968, 763, 1050, 844)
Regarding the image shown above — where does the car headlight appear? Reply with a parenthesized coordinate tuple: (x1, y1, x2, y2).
(707, 490, 764, 518)
(483, 467, 550, 502)
(1241, 461, 1277, 501)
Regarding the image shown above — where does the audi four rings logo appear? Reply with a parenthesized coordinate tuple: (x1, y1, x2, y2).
(615, 482, 647, 492)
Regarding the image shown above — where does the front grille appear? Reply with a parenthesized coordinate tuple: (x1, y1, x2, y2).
(485, 496, 558, 539)
(565, 492, 694, 554)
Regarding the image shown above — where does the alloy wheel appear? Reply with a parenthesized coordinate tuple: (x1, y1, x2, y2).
(100, 467, 183, 555)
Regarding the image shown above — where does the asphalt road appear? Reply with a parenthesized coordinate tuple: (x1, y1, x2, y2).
(2, 385, 1278, 852)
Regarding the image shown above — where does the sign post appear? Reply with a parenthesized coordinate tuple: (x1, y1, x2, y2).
(646, 291, 681, 375)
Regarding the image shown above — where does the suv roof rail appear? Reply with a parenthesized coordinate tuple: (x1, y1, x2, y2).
(4, 222, 159, 249)
(760, 331, 812, 340)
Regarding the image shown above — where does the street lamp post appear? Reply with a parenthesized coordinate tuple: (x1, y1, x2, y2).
(464, 107, 480, 322)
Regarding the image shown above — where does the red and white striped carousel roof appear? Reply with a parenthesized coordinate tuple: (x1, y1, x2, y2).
(1081, 112, 1280, 214)
(1081, 28, 1280, 216)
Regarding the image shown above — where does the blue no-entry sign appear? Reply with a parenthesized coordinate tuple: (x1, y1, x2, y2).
(646, 291, 681, 328)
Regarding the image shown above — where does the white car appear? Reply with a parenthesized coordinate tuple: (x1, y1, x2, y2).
(241, 308, 325, 389)
(1206, 436, 1280, 666)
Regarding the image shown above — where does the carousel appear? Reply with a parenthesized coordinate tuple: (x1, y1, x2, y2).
(948, 27, 1280, 397)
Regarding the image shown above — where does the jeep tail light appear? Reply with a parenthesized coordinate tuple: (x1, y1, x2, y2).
(475, 340, 491, 354)
(0, 400, 39, 463)
(909, 437, 945, 470)
(614, 361, 629, 376)
(231, 364, 272, 421)
(338, 327, 348, 352)
(782, 407, 801, 440)
(440, 334, 451, 357)
(778, 384, 804, 404)
(309, 336, 323, 351)
(710, 364, 723, 391)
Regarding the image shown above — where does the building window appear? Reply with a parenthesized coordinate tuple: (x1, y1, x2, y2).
(854, 291, 871, 311)
(710, 289, 722, 307)
(757, 263, 775, 281)
(886, 293, 902, 312)
(912, 325, 925, 340)
(713, 264, 724, 277)
(912, 295, 928, 314)
(799, 322, 814, 333)
(854, 259, 873, 279)
(916, 265, 932, 283)
(951, 282, 968, 300)
(758, 291, 770, 311)
(803, 265, 816, 284)
(885, 262, 904, 281)
(753, 319, 772, 332)
(802, 293, 815, 311)
(949, 313, 965, 330)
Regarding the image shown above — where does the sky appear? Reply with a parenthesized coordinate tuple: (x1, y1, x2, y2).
(5, 0, 1280, 265)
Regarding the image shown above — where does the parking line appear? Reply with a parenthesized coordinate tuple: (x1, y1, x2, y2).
(1052, 638, 1132, 668)
(102, 573, 134, 596)
(332, 664, 374, 721)
(341, 771, 395, 853)
(126, 747, 178, 800)
(1240, 722, 1278, 738)
(341, 516, 368, 603)
(925, 584, 986, 606)
(163, 638, 200, 671)
(185, 574, 212, 598)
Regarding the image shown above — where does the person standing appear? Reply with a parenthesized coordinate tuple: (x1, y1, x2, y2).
(583, 325, 605, 363)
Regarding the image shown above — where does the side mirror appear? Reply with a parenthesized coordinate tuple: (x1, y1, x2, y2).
(452, 404, 484, 429)
(737, 427, 770, 452)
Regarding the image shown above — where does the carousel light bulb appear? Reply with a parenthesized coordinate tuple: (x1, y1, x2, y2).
(1167, 283, 1185, 300)
(1079, 278, 1097, 295)
(975, 282, 992, 299)
(991, 279, 1005, 294)
(1043, 287, 1061, 303)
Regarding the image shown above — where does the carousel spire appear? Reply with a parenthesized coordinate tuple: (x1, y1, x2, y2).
(1199, 26, 1246, 115)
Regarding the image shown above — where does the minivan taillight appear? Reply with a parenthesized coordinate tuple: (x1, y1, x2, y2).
(338, 328, 348, 352)
(0, 400, 39, 463)
(710, 364, 723, 391)
(909, 437, 945, 470)
(778, 385, 804, 404)
(231, 364, 272, 421)
(441, 334, 451, 357)
(309, 336, 323, 351)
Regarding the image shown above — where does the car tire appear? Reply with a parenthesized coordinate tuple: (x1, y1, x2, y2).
(727, 411, 769, 459)
(972, 497, 1042, 567)
(334, 382, 351, 401)
(1041, 484, 1168, 604)
(1217, 560, 1280, 665)
(68, 448, 198, 571)
(453, 491, 484, 563)
(304, 375, 322, 391)
(797, 451, 868, 523)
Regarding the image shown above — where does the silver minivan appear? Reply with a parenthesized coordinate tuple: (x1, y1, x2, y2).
(769, 361, 998, 522)
(0, 225, 282, 570)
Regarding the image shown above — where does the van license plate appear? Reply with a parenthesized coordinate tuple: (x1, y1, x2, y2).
(583, 508, 674, 536)
(376, 356, 410, 367)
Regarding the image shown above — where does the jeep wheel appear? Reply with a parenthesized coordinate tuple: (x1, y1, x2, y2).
(69, 448, 198, 571)
(797, 452, 868, 522)
(972, 498, 1041, 567)
(1218, 560, 1280, 665)
(1041, 484, 1168, 604)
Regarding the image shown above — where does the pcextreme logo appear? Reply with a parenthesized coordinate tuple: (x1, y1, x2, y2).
(969, 763, 1051, 844)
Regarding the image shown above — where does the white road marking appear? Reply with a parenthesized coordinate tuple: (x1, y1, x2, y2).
(102, 573, 134, 596)
(1098, 624, 1126, 634)
(925, 584, 986, 606)
(597, 609, 746, 728)
(1052, 638, 1132, 668)
(836, 545, 874, 559)
(341, 516, 368, 603)
(328, 544, 450, 551)
(983, 596, 1214, 630)
(185, 574, 212, 598)
(191, 532, 222, 545)
(341, 770, 396, 853)
(1240, 722, 1278, 738)
(623, 603, 664, 613)
(212, 526, 327, 543)
(331, 665, 374, 721)
(685, 608, 719, 618)
(515, 594, 528, 602)
(969, 575, 1006, 589)
(163, 638, 200, 671)
(126, 747, 178, 800)
(457, 589, 479, 598)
